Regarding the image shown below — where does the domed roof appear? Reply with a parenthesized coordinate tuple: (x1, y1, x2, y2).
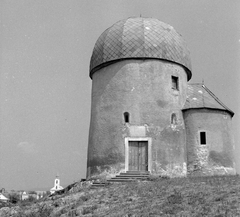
(90, 17, 192, 80)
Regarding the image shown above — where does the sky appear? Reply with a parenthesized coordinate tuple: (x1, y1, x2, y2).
(0, 0, 240, 191)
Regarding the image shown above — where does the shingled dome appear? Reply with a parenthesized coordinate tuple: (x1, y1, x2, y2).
(90, 17, 192, 80)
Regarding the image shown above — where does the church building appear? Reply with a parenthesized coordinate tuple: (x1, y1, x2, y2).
(87, 17, 236, 179)
(50, 176, 63, 194)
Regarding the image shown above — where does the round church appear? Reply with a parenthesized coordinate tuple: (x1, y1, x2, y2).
(87, 17, 236, 179)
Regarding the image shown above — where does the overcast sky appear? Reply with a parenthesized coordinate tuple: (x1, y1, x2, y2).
(1, 0, 240, 190)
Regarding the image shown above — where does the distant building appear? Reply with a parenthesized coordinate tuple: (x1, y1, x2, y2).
(21, 191, 29, 201)
(28, 192, 39, 200)
(0, 188, 9, 202)
(19, 190, 45, 200)
(87, 17, 236, 179)
(0, 193, 9, 202)
(35, 191, 45, 199)
(50, 176, 63, 194)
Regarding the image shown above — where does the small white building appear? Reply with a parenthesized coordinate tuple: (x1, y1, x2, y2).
(50, 176, 63, 194)
(21, 191, 29, 200)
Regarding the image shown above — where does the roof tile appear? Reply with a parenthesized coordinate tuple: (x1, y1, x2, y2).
(183, 84, 234, 116)
(90, 17, 192, 79)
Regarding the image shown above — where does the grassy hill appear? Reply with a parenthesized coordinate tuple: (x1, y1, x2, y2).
(1, 175, 240, 216)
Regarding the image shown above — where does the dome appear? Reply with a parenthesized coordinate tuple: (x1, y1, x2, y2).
(90, 17, 192, 80)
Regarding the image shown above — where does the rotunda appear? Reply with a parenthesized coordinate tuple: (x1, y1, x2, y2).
(87, 17, 235, 179)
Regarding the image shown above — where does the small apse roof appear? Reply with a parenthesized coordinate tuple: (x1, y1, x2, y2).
(183, 84, 234, 116)
(90, 17, 192, 80)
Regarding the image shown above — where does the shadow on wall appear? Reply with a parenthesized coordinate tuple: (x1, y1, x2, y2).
(234, 145, 240, 174)
(208, 151, 233, 167)
(91, 60, 130, 106)
(88, 147, 125, 175)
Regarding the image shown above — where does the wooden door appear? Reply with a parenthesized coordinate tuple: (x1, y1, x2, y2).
(129, 141, 148, 171)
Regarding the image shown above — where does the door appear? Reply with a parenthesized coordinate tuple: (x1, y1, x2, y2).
(129, 141, 148, 171)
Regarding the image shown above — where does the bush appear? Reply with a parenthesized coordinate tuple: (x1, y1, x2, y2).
(9, 193, 20, 204)
(82, 204, 98, 215)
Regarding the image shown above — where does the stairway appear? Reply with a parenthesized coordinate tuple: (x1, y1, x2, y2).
(91, 171, 150, 187)
(107, 171, 150, 182)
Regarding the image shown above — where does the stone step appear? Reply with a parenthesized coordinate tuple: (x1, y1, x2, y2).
(118, 174, 149, 177)
(115, 176, 148, 179)
(99, 171, 151, 183)
(125, 172, 150, 176)
(126, 170, 150, 173)
(108, 179, 133, 182)
(91, 182, 110, 188)
(111, 176, 147, 180)
(91, 185, 105, 188)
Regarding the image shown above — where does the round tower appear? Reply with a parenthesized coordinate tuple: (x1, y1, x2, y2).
(183, 84, 236, 175)
(87, 17, 192, 178)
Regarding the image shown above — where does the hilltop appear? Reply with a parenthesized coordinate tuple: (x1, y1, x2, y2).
(1, 175, 240, 216)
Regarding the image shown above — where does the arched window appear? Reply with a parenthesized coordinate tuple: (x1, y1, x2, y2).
(171, 113, 177, 125)
(172, 76, 179, 90)
(124, 112, 130, 123)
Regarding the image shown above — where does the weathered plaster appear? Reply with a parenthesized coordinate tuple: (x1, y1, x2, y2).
(87, 57, 235, 179)
(87, 59, 188, 178)
(183, 109, 235, 176)
(129, 126, 146, 137)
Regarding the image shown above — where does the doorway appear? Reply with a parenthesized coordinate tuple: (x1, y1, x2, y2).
(125, 137, 152, 172)
(129, 141, 148, 171)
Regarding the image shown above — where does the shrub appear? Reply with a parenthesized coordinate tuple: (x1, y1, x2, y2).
(82, 204, 98, 215)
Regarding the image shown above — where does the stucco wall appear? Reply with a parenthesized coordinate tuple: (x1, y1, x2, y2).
(87, 59, 188, 178)
(183, 109, 236, 176)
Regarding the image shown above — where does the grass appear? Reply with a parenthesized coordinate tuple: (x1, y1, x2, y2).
(1, 175, 240, 216)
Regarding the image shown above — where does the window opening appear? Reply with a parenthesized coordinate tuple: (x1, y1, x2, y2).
(171, 113, 177, 125)
(200, 131, 206, 145)
(172, 76, 179, 90)
(124, 112, 129, 123)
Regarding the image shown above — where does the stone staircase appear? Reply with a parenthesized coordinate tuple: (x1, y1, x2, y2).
(91, 171, 150, 188)
(108, 171, 150, 182)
